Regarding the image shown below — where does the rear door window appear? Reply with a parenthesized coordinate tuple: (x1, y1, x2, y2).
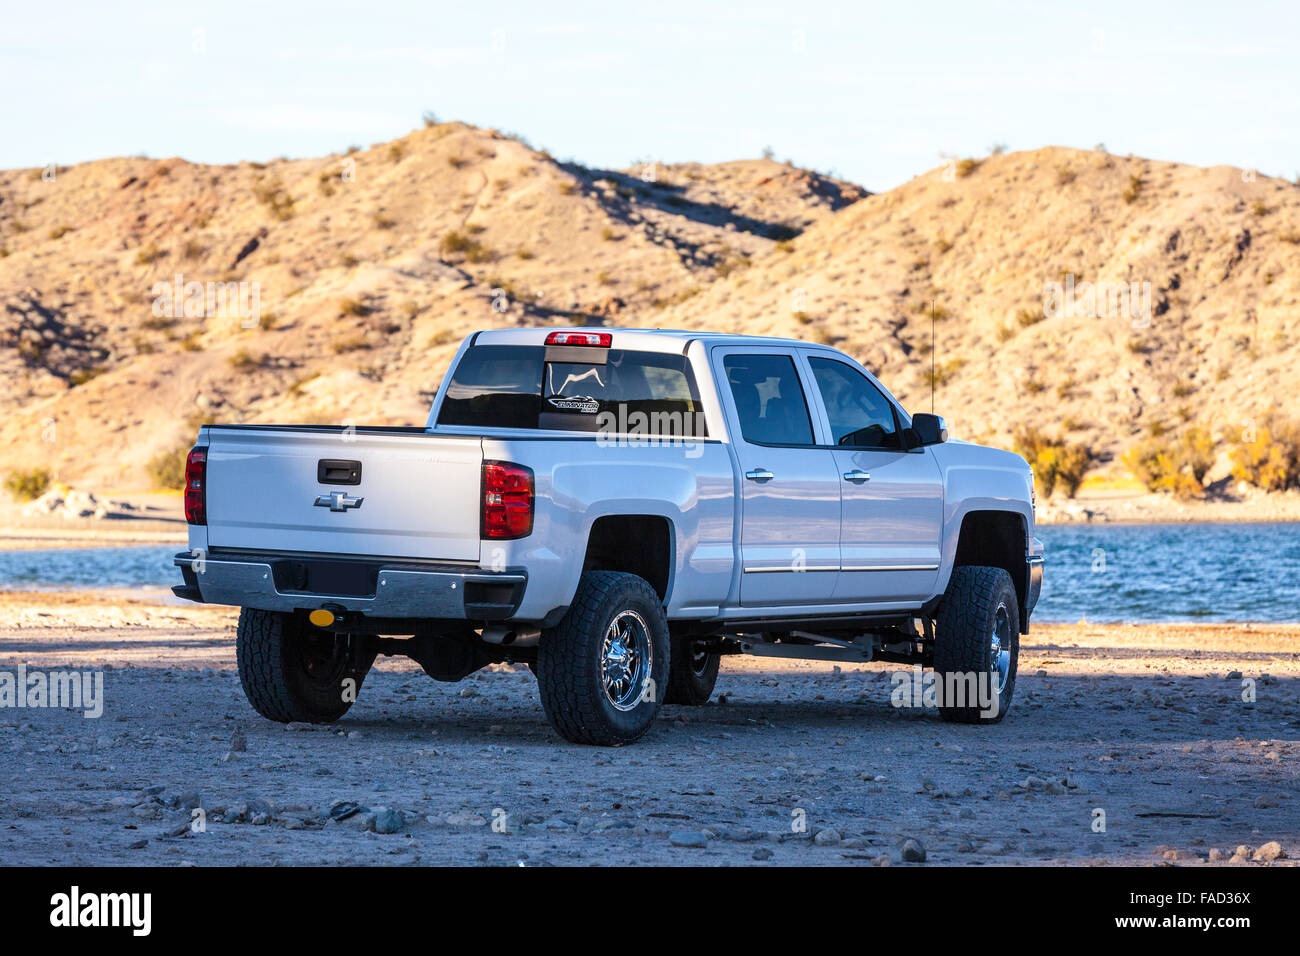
(722, 353, 816, 445)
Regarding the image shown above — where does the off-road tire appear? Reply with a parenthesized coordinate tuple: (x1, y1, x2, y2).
(664, 636, 720, 705)
(536, 571, 670, 746)
(236, 608, 375, 723)
(933, 566, 1019, 724)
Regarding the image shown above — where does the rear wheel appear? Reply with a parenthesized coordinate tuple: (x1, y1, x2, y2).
(933, 566, 1019, 724)
(537, 571, 669, 745)
(236, 608, 375, 723)
(665, 636, 720, 705)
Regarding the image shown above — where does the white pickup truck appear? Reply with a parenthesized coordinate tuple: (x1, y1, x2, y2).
(174, 328, 1043, 745)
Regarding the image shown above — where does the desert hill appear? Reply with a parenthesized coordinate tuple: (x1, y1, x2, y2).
(655, 147, 1300, 480)
(0, 121, 862, 488)
(1, 122, 1297, 496)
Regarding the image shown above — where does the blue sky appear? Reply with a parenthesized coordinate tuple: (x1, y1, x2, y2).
(2, 0, 1297, 190)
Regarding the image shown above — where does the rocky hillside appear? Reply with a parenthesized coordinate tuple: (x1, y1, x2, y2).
(655, 147, 1300, 480)
(2, 125, 1297, 491)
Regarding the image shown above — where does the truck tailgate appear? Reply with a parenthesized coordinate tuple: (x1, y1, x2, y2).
(203, 427, 482, 562)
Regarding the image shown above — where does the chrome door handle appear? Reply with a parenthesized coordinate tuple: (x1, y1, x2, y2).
(842, 470, 871, 484)
(745, 469, 775, 482)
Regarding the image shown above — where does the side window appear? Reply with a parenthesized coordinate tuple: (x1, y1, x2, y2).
(809, 357, 901, 449)
(722, 353, 815, 446)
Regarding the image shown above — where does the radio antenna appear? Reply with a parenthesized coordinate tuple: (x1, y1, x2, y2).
(930, 299, 935, 414)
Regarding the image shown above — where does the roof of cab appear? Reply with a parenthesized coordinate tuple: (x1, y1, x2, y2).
(470, 327, 817, 351)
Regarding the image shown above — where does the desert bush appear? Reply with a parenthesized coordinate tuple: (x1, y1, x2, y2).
(1123, 426, 1218, 499)
(228, 349, 261, 370)
(926, 357, 966, 388)
(331, 337, 370, 354)
(439, 231, 492, 263)
(1016, 306, 1044, 328)
(135, 242, 164, 265)
(69, 366, 106, 386)
(956, 158, 979, 178)
(1122, 174, 1143, 204)
(1014, 426, 1093, 498)
(4, 467, 51, 501)
(338, 298, 370, 317)
(146, 444, 189, 491)
(1230, 416, 1300, 491)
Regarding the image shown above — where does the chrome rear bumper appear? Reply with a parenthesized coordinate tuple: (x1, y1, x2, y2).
(172, 551, 526, 621)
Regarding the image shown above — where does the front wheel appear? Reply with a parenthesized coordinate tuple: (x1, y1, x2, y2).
(536, 571, 670, 745)
(933, 566, 1019, 724)
(235, 608, 375, 723)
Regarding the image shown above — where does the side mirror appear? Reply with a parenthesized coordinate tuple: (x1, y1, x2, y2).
(906, 413, 948, 448)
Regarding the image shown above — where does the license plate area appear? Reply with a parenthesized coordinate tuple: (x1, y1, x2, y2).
(272, 558, 379, 597)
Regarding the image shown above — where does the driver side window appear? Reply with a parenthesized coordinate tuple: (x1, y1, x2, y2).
(809, 357, 902, 449)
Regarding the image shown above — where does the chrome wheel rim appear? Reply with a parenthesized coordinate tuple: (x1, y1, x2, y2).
(690, 644, 711, 677)
(989, 604, 1011, 695)
(601, 610, 652, 711)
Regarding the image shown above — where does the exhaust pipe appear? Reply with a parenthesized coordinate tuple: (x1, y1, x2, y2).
(481, 625, 541, 647)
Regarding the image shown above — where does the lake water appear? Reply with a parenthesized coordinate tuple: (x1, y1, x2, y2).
(1, 523, 1298, 623)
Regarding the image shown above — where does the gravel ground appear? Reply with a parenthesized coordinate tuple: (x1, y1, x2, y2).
(0, 590, 1296, 867)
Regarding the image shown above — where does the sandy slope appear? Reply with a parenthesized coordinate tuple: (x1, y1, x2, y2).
(3, 127, 1297, 504)
(0, 591, 1294, 866)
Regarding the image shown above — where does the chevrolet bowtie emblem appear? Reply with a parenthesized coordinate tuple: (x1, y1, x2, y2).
(314, 492, 364, 512)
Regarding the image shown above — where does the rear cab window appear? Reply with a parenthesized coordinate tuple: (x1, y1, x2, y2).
(437, 344, 707, 437)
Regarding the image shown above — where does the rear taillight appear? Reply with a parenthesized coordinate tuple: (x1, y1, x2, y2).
(482, 461, 533, 539)
(184, 448, 207, 525)
(545, 330, 611, 347)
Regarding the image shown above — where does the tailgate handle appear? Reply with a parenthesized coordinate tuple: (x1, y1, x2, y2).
(317, 459, 362, 485)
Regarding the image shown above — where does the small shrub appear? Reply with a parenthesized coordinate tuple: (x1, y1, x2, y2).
(1014, 427, 1092, 498)
(387, 143, 405, 163)
(1016, 306, 1044, 328)
(372, 212, 396, 229)
(49, 225, 73, 240)
(228, 349, 261, 370)
(421, 110, 439, 128)
(4, 467, 51, 501)
(339, 298, 370, 317)
(69, 366, 106, 386)
(926, 358, 966, 388)
(1230, 416, 1300, 491)
(1122, 174, 1143, 204)
(956, 158, 979, 178)
(439, 231, 492, 263)
(1123, 426, 1217, 499)
(331, 337, 370, 354)
(135, 242, 164, 265)
(146, 444, 189, 491)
